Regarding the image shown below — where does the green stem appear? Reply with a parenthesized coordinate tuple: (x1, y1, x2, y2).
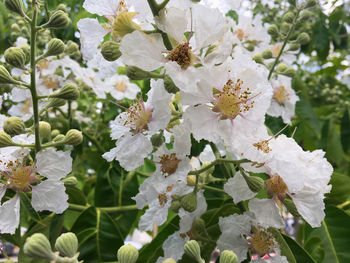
(201, 184, 225, 194)
(68, 203, 138, 213)
(29, 0, 41, 154)
(188, 157, 249, 175)
(82, 131, 105, 153)
(68, 101, 72, 128)
(267, 10, 300, 80)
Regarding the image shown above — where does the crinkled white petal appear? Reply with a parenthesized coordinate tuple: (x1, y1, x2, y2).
(36, 148, 72, 180)
(249, 198, 285, 228)
(109, 113, 130, 140)
(139, 202, 170, 231)
(172, 123, 191, 157)
(224, 172, 256, 203)
(156, 232, 188, 263)
(0, 196, 20, 234)
(31, 179, 68, 214)
(83, 0, 119, 16)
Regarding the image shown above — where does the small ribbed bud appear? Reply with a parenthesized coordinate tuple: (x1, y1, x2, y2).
(55, 232, 78, 258)
(242, 174, 264, 193)
(0, 65, 16, 84)
(65, 41, 79, 54)
(180, 192, 197, 213)
(170, 200, 181, 213)
(162, 259, 176, 263)
(4, 117, 25, 136)
(39, 121, 51, 143)
(46, 98, 67, 109)
(262, 49, 273, 59)
(297, 32, 311, 45)
(283, 198, 300, 217)
(187, 175, 196, 186)
(23, 233, 55, 260)
(117, 244, 139, 263)
(62, 176, 78, 186)
(0, 130, 15, 148)
(150, 131, 164, 147)
(20, 43, 30, 64)
(220, 250, 238, 263)
(53, 134, 65, 143)
(191, 218, 207, 238)
(281, 67, 296, 77)
(56, 3, 68, 12)
(5, 0, 24, 16)
(11, 23, 20, 31)
(4, 47, 26, 68)
(164, 75, 180, 94)
(299, 10, 312, 22)
(45, 10, 70, 29)
(267, 25, 279, 37)
(51, 129, 60, 138)
(64, 129, 83, 146)
(277, 63, 287, 73)
(304, 0, 317, 8)
(184, 240, 204, 263)
(281, 22, 292, 33)
(50, 83, 80, 100)
(46, 38, 65, 57)
(126, 66, 154, 80)
(101, 41, 122, 62)
(246, 44, 254, 52)
(288, 43, 300, 51)
(252, 54, 263, 64)
(283, 12, 295, 23)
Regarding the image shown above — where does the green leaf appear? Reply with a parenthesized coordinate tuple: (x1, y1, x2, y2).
(304, 236, 325, 263)
(312, 17, 330, 61)
(295, 97, 321, 139)
(281, 233, 316, 263)
(226, 10, 239, 24)
(269, 228, 296, 263)
(340, 108, 350, 153)
(328, 172, 350, 204)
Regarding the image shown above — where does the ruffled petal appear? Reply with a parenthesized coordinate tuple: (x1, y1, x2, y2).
(0, 196, 20, 234)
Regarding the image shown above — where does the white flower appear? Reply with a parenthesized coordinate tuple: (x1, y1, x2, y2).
(105, 74, 140, 100)
(156, 232, 189, 263)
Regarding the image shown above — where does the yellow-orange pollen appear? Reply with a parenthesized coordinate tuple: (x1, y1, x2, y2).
(212, 79, 254, 120)
(234, 28, 246, 41)
(249, 226, 275, 255)
(160, 154, 181, 176)
(157, 185, 174, 207)
(43, 76, 59, 90)
(166, 42, 192, 70)
(122, 100, 152, 132)
(273, 85, 290, 105)
(116, 81, 127, 92)
(253, 140, 271, 153)
(265, 174, 288, 198)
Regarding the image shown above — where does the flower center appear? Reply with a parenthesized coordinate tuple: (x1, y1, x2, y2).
(112, 11, 140, 39)
(273, 85, 290, 105)
(159, 154, 181, 176)
(166, 42, 192, 69)
(158, 193, 168, 207)
(271, 44, 282, 57)
(234, 28, 246, 41)
(37, 60, 49, 71)
(253, 140, 271, 153)
(265, 174, 288, 198)
(249, 226, 275, 255)
(43, 76, 59, 90)
(20, 98, 32, 114)
(212, 79, 255, 120)
(123, 100, 152, 132)
(116, 81, 126, 92)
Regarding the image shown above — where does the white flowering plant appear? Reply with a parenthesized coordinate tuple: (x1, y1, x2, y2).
(0, 0, 349, 262)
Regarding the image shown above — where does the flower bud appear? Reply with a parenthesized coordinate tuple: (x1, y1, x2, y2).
(281, 22, 292, 33)
(56, 3, 68, 12)
(101, 41, 122, 62)
(252, 53, 263, 64)
(11, 23, 20, 31)
(62, 176, 78, 187)
(46, 98, 67, 109)
(288, 43, 300, 51)
(150, 131, 164, 147)
(242, 174, 264, 193)
(45, 10, 70, 29)
(3, 116, 25, 136)
(53, 134, 65, 143)
(4, 47, 26, 69)
(162, 259, 176, 263)
(5, 0, 25, 16)
(55, 232, 78, 258)
(164, 75, 180, 94)
(246, 44, 254, 52)
(267, 25, 279, 37)
(46, 38, 65, 57)
(220, 250, 238, 263)
(23, 233, 55, 260)
(0, 130, 15, 148)
(282, 67, 296, 77)
(0, 66, 16, 84)
(170, 200, 181, 213)
(283, 12, 295, 23)
(51, 129, 60, 138)
(299, 10, 312, 22)
(50, 83, 80, 100)
(117, 244, 139, 263)
(64, 129, 83, 146)
(262, 49, 273, 59)
(191, 218, 207, 238)
(297, 32, 311, 45)
(180, 192, 197, 213)
(187, 175, 196, 186)
(277, 63, 287, 73)
(282, 198, 300, 217)
(304, 0, 317, 8)
(39, 121, 51, 143)
(126, 66, 154, 80)
(184, 240, 204, 263)
(65, 41, 79, 54)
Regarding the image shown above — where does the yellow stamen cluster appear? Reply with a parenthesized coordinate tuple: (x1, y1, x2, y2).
(271, 44, 282, 57)
(249, 226, 275, 255)
(159, 154, 181, 176)
(43, 76, 59, 90)
(212, 79, 254, 120)
(157, 185, 174, 207)
(20, 98, 32, 114)
(253, 140, 271, 153)
(122, 100, 152, 132)
(116, 81, 127, 92)
(273, 85, 290, 105)
(265, 174, 288, 198)
(112, 11, 140, 39)
(234, 28, 246, 41)
(166, 42, 192, 69)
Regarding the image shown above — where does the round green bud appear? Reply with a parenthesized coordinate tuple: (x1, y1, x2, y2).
(162, 259, 177, 263)
(283, 12, 295, 23)
(53, 134, 65, 143)
(220, 250, 238, 263)
(55, 232, 79, 258)
(267, 25, 279, 37)
(3, 116, 25, 136)
(64, 129, 83, 146)
(101, 41, 122, 62)
(184, 240, 203, 262)
(262, 49, 273, 59)
(282, 67, 296, 77)
(246, 44, 254, 52)
(39, 121, 51, 143)
(56, 3, 68, 12)
(187, 175, 196, 187)
(297, 32, 311, 45)
(50, 83, 80, 100)
(21, 27, 29, 36)
(62, 176, 78, 186)
(4, 47, 26, 69)
(282, 198, 300, 217)
(164, 75, 180, 94)
(150, 132, 164, 147)
(46, 38, 65, 57)
(51, 129, 60, 138)
(242, 174, 265, 193)
(45, 10, 71, 29)
(0, 65, 16, 84)
(117, 244, 139, 263)
(20, 43, 30, 64)
(191, 218, 207, 238)
(252, 53, 263, 64)
(11, 23, 20, 31)
(170, 200, 181, 213)
(126, 66, 152, 80)
(5, 0, 24, 16)
(281, 22, 292, 33)
(180, 192, 197, 213)
(0, 130, 15, 148)
(299, 10, 312, 22)
(23, 233, 55, 260)
(65, 41, 79, 54)
(304, 0, 317, 8)
(288, 43, 300, 51)
(277, 63, 287, 73)
(46, 98, 67, 109)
